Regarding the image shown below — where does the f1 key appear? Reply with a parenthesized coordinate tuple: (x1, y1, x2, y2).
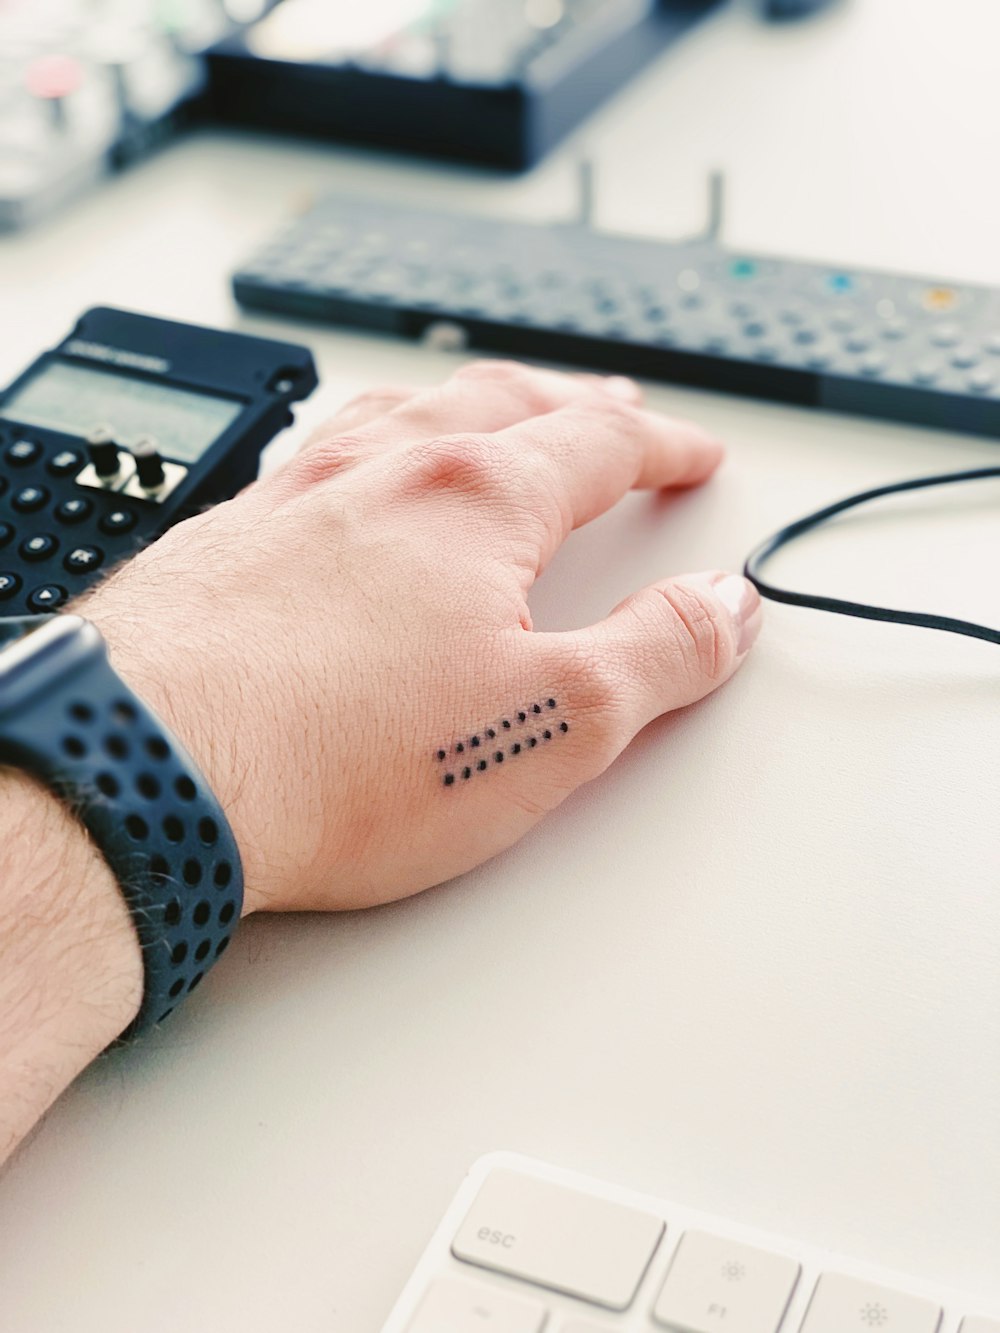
(653, 1230, 800, 1333)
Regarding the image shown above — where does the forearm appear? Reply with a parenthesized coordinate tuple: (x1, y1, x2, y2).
(0, 769, 141, 1166)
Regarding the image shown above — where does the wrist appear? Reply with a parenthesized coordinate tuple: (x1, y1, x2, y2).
(0, 767, 142, 1160)
(80, 584, 269, 918)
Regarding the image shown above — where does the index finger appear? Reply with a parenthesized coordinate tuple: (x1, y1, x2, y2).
(485, 396, 724, 573)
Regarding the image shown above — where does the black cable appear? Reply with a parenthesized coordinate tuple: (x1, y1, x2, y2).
(743, 465, 1000, 647)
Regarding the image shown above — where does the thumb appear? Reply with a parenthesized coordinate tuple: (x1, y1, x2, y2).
(546, 570, 762, 742)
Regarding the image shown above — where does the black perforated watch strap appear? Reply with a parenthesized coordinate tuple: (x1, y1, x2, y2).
(0, 615, 243, 1038)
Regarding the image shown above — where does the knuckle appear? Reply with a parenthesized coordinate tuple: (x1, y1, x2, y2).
(400, 433, 509, 499)
(554, 648, 632, 770)
(452, 359, 554, 413)
(654, 582, 731, 683)
(290, 432, 373, 487)
(579, 393, 640, 429)
(343, 385, 410, 415)
(453, 358, 527, 384)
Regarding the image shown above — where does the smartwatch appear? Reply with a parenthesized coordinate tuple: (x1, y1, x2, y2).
(0, 614, 243, 1039)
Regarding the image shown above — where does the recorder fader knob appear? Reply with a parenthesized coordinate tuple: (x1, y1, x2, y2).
(132, 434, 166, 490)
(86, 424, 121, 478)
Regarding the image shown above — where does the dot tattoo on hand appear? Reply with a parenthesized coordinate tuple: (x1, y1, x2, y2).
(436, 698, 570, 786)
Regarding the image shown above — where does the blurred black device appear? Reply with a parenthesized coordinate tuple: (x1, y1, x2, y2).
(0, 307, 317, 617)
(207, 0, 723, 170)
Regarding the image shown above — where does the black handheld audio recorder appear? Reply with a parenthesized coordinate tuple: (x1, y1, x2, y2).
(0, 306, 318, 617)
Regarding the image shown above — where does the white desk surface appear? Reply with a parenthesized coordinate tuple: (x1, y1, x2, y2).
(1, 1, 998, 1328)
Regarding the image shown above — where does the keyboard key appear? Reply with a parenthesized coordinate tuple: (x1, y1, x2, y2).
(47, 448, 83, 476)
(930, 323, 961, 347)
(859, 352, 887, 376)
(0, 572, 23, 600)
(63, 545, 103, 573)
(27, 583, 67, 611)
(5, 439, 40, 466)
(12, 484, 49, 513)
(55, 497, 93, 523)
(652, 1230, 800, 1333)
(405, 1276, 546, 1333)
(19, 533, 57, 562)
(98, 506, 137, 534)
(800, 1274, 941, 1333)
(960, 1320, 1000, 1333)
(913, 360, 941, 384)
(451, 1169, 664, 1310)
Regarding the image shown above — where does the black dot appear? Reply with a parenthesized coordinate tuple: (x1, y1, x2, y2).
(484, 728, 494, 740)
(455, 742, 464, 753)
(219, 901, 236, 925)
(436, 749, 446, 761)
(214, 862, 232, 888)
(470, 735, 480, 747)
(198, 817, 218, 846)
(96, 771, 119, 798)
(151, 855, 171, 886)
(443, 773, 455, 786)
(183, 859, 203, 886)
(187, 972, 204, 993)
(512, 743, 521, 755)
(105, 734, 128, 760)
(547, 698, 556, 708)
(164, 898, 181, 926)
(477, 759, 488, 771)
(169, 978, 185, 999)
(112, 700, 138, 724)
(195, 939, 211, 962)
(163, 815, 184, 843)
(517, 712, 526, 722)
(502, 719, 511, 729)
(170, 942, 188, 966)
(145, 736, 170, 761)
(70, 702, 94, 723)
(494, 751, 504, 763)
(528, 737, 538, 748)
(192, 899, 210, 925)
(462, 767, 471, 780)
(174, 776, 196, 801)
(62, 735, 86, 759)
(136, 772, 160, 799)
(532, 703, 542, 714)
(216, 937, 230, 957)
(543, 729, 552, 740)
(559, 721, 569, 733)
(125, 814, 149, 841)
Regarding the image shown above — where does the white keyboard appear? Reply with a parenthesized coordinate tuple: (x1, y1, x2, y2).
(381, 1154, 1000, 1333)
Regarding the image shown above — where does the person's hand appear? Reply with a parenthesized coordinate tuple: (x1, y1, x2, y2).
(81, 361, 761, 915)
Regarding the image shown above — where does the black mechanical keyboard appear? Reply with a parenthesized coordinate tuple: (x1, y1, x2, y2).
(233, 194, 1000, 441)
